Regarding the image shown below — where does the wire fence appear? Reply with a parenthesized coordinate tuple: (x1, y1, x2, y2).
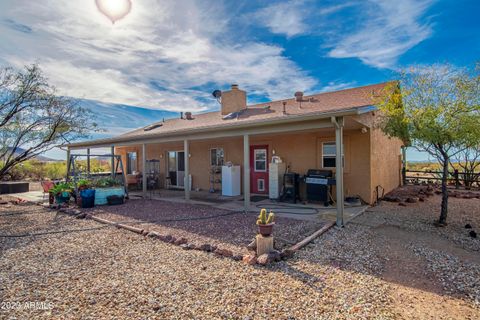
(403, 168, 480, 188)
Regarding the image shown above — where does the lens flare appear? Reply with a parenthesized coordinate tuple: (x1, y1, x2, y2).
(95, 0, 132, 24)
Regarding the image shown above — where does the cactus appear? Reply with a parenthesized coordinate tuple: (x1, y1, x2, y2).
(256, 208, 274, 225)
(266, 211, 275, 224)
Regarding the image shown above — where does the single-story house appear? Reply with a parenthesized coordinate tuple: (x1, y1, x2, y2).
(66, 82, 403, 226)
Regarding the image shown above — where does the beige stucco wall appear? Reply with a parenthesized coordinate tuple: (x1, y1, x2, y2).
(369, 126, 403, 202)
(115, 128, 378, 203)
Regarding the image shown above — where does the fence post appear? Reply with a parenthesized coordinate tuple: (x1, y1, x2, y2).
(454, 169, 459, 189)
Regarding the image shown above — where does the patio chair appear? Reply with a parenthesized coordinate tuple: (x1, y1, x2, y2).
(40, 180, 55, 201)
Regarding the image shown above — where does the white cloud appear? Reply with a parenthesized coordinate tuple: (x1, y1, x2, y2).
(0, 0, 316, 111)
(327, 0, 435, 68)
(254, 1, 308, 38)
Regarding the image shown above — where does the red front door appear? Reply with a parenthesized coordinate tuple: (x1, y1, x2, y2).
(250, 145, 268, 194)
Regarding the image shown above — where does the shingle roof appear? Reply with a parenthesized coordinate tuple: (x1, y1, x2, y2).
(119, 82, 389, 139)
(67, 82, 390, 148)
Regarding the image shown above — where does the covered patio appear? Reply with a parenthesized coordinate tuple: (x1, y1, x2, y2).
(67, 109, 377, 228)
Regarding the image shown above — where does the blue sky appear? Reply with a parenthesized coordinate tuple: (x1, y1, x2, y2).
(0, 0, 479, 160)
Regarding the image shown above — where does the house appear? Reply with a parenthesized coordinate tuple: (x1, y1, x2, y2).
(66, 82, 403, 226)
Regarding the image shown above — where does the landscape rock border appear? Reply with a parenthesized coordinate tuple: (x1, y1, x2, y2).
(50, 203, 336, 266)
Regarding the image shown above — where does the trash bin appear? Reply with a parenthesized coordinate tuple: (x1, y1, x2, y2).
(80, 189, 96, 208)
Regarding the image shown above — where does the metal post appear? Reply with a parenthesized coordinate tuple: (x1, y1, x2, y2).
(332, 116, 344, 227)
(401, 146, 407, 185)
(243, 134, 250, 211)
(110, 146, 115, 177)
(142, 144, 147, 197)
(87, 148, 91, 177)
(66, 148, 71, 180)
(184, 140, 190, 201)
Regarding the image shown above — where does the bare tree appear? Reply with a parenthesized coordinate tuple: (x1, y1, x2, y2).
(0, 64, 98, 180)
(450, 146, 480, 188)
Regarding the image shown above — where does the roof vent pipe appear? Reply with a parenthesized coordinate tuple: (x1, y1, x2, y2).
(180, 112, 183, 119)
(282, 101, 287, 115)
(294, 91, 304, 102)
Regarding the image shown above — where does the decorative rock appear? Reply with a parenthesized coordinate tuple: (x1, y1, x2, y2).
(163, 235, 173, 243)
(75, 213, 87, 219)
(280, 249, 295, 259)
(214, 248, 233, 257)
(242, 254, 257, 265)
(398, 202, 407, 206)
(465, 224, 472, 229)
(469, 230, 477, 238)
(257, 253, 276, 265)
(199, 244, 214, 252)
(174, 237, 188, 245)
(147, 231, 160, 238)
(406, 197, 419, 203)
(232, 254, 243, 261)
(180, 244, 193, 250)
(269, 250, 282, 262)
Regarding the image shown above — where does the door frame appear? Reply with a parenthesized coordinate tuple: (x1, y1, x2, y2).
(250, 145, 269, 194)
(166, 150, 185, 188)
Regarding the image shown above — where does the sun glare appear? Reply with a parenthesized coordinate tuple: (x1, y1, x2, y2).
(95, 0, 132, 24)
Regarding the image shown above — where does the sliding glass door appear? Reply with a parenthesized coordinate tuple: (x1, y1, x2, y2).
(167, 151, 185, 187)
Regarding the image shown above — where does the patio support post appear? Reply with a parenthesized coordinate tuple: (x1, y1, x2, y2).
(66, 147, 71, 180)
(86, 148, 90, 176)
(243, 134, 250, 211)
(110, 145, 115, 177)
(184, 139, 190, 201)
(142, 143, 147, 197)
(332, 116, 344, 227)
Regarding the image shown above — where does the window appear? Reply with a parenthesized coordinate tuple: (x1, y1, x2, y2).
(210, 148, 224, 166)
(127, 152, 137, 174)
(254, 149, 267, 172)
(322, 142, 344, 168)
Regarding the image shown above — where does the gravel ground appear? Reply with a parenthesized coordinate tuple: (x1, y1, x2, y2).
(1, 197, 393, 319)
(84, 199, 326, 254)
(1, 189, 479, 319)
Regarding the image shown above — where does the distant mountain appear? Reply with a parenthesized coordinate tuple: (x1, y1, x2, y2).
(4, 147, 57, 162)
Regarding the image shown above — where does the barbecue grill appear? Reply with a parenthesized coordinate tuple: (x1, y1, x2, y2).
(305, 169, 335, 205)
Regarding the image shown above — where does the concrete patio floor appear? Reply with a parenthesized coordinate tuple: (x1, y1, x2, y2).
(129, 189, 368, 224)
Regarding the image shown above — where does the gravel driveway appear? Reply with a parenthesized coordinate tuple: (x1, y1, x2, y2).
(1, 188, 479, 319)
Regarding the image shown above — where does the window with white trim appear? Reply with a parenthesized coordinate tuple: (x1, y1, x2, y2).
(254, 149, 267, 172)
(322, 142, 344, 168)
(210, 148, 224, 166)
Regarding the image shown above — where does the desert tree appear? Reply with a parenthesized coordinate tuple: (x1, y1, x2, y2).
(376, 64, 480, 225)
(0, 64, 98, 180)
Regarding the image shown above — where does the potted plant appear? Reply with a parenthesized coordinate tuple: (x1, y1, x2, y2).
(256, 208, 275, 236)
(76, 179, 92, 206)
(51, 182, 73, 204)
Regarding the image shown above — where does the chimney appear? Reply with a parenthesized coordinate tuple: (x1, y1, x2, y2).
(221, 84, 246, 115)
(185, 112, 193, 120)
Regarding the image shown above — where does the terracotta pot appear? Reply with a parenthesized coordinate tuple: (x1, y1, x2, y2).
(258, 223, 275, 236)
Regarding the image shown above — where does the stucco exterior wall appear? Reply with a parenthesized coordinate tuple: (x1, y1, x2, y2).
(369, 126, 403, 203)
(115, 128, 375, 203)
